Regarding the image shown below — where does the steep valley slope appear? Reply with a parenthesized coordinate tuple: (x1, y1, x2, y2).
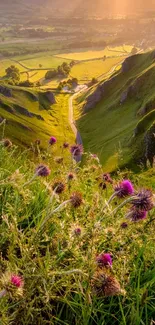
(0, 84, 74, 149)
(75, 50, 155, 171)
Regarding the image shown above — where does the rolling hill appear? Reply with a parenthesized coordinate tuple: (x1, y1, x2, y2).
(0, 83, 74, 150)
(75, 50, 155, 171)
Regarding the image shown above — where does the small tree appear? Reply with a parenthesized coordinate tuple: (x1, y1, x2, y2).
(91, 77, 98, 85)
(131, 47, 138, 55)
(5, 65, 20, 82)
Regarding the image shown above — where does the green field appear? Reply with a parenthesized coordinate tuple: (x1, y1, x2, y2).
(55, 45, 133, 61)
(0, 59, 26, 77)
(0, 53, 71, 86)
(0, 47, 130, 87)
(71, 57, 124, 81)
(18, 54, 71, 69)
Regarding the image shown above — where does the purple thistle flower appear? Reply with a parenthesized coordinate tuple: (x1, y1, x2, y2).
(67, 172, 74, 180)
(99, 182, 107, 190)
(96, 253, 112, 267)
(11, 275, 23, 288)
(70, 192, 83, 208)
(2, 138, 12, 148)
(130, 209, 147, 222)
(91, 270, 124, 297)
(63, 142, 69, 149)
(52, 181, 65, 194)
(131, 189, 154, 211)
(74, 227, 81, 235)
(49, 136, 57, 145)
(70, 144, 83, 157)
(103, 173, 113, 184)
(121, 222, 128, 228)
(114, 180, 134, 198)
(90, 154, 100, 163)
(55, 157, 63, 164)
(35, 164, 51, 177)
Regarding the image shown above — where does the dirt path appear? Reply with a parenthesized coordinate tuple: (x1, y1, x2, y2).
(68, 86, 88, 161)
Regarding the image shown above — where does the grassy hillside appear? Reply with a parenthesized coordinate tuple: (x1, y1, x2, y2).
(0, 83, 74, 150)
(74, 50, 155, 171)
(0, 142, 154, 324)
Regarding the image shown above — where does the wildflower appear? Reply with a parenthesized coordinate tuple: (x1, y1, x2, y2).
(96, 253, 112, 267)
(99, 182, 107, 190)
(121, 222, 128, 228)
(91, 270, 125, 297)
(74, 227, 82, 235)
(90, 165, 98, 172)
(35, 164, 51, 177)
(35, 139, 41, 145)
(90, 153, 100, 162)
(114, 180, 134, 198)
(63, 142, 69, 148)
(70, 192, 83, 208)
(2, 138, 12, 148)
(67, 172, 74, 181)
(55, 157, 63, 164)
(131, 189, 154, 211)
(52, 181, 65, 194)
(11, 275, 23, 288)
(103, 173, 113, 184)
(0, 273, 23, 299)
(70, 144, 83, 157)
(49, 136, 57, 145)
(128, 209, 147, 222)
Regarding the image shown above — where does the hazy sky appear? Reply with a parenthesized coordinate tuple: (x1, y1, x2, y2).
(74, 0, 155, 15)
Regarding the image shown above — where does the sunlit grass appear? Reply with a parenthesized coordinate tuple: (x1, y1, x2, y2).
(71, 57, 125, 81)
(0, 143, 154, 325)
(55, 46, 133, 61)
(0, 90, 75, 151)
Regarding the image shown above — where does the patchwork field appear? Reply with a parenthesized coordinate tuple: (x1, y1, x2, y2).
(55, 45, 133, 61)
(18, 54, 71, 69)
(0, 59, 25, 77)
(0, 46, 131, 87)
(71, 57, 124, 81)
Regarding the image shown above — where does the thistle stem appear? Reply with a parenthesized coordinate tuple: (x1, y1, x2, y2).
(0, 289, 7, 298)
(101, 192, 117, 218)
(50, 269, 88, 276)
(38, 199, 71, 232)
(111, 196, 137, 216)
(23, 173, 37, 187)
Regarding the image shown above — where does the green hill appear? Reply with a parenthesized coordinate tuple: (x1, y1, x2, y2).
(75, 50, 155, 171)
(0, 83, 74, 150)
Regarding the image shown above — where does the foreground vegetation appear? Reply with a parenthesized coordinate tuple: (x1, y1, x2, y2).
(0, 140, 155, 324)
